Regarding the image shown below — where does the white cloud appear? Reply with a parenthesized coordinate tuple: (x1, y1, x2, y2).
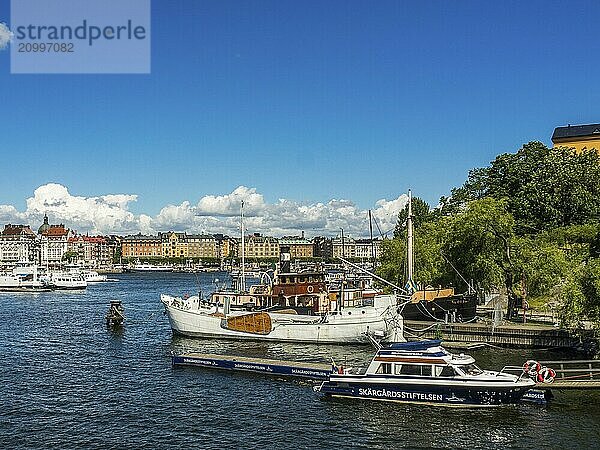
(1, 183, 407, 238)
(196, 186, 265, 217)
(19, 183, 139, 234)
(0, 23, 13, 50)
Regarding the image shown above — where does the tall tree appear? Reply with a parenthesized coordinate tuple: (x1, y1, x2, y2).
(440, 142, 600, 233)
(394, 196, 434, 238)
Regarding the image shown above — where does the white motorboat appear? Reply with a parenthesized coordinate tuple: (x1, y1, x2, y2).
(315, 339, 554, 406)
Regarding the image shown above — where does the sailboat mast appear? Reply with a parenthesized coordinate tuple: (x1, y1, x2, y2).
(407, 189, 414, 285)
(368, 209, 375, 269)
(240, 200, 246, 292)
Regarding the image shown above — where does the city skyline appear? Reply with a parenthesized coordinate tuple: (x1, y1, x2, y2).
(1, 1, 599, 236)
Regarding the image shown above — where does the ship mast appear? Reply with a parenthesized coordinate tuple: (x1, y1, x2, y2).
(240, 200, 246, 292)
(406, 189, 414, 290)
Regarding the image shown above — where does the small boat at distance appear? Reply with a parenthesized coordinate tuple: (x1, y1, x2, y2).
(129, 261, 173, 272)
(42, 271, 87, 290)
(315, 339, 553, 406)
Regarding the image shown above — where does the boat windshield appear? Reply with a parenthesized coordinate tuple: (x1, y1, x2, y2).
(460, 364, 484, 376)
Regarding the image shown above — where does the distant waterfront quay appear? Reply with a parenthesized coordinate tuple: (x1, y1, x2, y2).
(0, 214, 379, 270)
(1, 272, 599, 449)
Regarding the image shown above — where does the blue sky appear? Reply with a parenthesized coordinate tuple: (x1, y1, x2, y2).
(0, 1, 599, 235)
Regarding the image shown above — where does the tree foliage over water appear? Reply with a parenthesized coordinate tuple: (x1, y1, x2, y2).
(379, 142, 600, 328)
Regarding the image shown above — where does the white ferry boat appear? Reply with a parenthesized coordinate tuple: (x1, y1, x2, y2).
(0, 266, 52, 292)
(129, 262, 173, 272)
(43, 271, 87, 290)
(80, 270, 108, 283)
(315, 340, 553, 406)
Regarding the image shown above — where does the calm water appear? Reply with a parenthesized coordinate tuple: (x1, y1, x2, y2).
(1, 272, 599, 449)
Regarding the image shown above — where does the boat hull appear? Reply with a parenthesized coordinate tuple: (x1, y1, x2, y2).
(402, 293, 477, 321)
(319, 377, 533, 406)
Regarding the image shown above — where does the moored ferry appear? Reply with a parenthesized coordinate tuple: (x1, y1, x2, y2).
(315, 340, 552, 406)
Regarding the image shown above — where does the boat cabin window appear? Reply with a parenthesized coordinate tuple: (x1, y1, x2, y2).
(460, 364, 483, 376)
(433, 365, 457, 377)
(395, 364, 431, 376)
(376, 363, 392, 375)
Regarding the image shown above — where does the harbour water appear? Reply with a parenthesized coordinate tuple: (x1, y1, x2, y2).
(1, 272, 599, 449)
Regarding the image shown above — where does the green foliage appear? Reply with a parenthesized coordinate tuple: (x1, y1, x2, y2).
(441, 142, 600, 233)
(580, 259, 600, 322)
(378, 237, 407, 287)
(394, 196, 436, 238)
(62, 251, 78, 262)
(381, 140, 600, 330)
(442, 198, 517, 292)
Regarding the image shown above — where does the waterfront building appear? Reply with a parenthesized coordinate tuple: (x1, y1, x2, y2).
(214, 234, 233, 259)
(332, 236, 381, 261)
(67, 235, 112, 268)
(160, 232, 188, 259)
(121, 234, 162, 258)
(354, 238, 382, 260)
(105, 235, 122, 263)
(38, 215, 71, 267)
(187, 234, 217, 258)
(243, 233, 280, 259)
(279, 234, 314, 258)
(312, 236, 333, 258)
(0, 224, 37, 266)
(552, 123, 600, 154)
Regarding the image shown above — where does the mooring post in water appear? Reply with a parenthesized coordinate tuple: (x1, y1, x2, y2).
(106, 300, 125, 327)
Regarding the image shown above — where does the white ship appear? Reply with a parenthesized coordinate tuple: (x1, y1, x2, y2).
(0, 266, 52, 292)
(129, 261, 173, 272)
(80, 270, 108, 283)
(161, 292, 402, 344)
(42, 271, 87, 290)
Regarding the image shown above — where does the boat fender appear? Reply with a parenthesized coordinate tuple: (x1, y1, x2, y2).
(537, 367, 556, 384)
(523, 360, 541, 375)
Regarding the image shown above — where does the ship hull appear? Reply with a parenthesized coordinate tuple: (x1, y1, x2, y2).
(319, 376, 533, 406)
(402, 293, 477, 321)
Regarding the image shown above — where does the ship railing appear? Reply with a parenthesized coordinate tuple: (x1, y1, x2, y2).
(496, 365, 526, 380)
(539, 360, 600, 382)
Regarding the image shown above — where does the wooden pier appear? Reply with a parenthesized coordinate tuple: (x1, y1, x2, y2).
(173, 352, 331, 380)
(539, 359, 600, 389)
(404, 320, 585, 349)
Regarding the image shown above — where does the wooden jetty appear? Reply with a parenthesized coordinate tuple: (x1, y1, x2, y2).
(173, 353, 331, 380)
(404, 320, 584, 349)
(172, 353, 600, 404)
(539, 359, 600, 389)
